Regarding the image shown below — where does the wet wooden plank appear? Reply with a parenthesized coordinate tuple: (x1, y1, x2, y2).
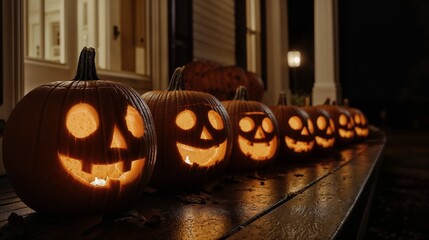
(225, 136, 385, 239)
(0, 128, 385, 239)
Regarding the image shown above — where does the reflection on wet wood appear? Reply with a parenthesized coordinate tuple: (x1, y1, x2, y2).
(0, 127, 385, 239)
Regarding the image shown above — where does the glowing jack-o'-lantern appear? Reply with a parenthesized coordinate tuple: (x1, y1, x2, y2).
(302, 106, 336, 153)
(142, 67, 233, 189)
(271, 92, 315, 159)
(3, 47, 156, 214)
(343, 99, 369, 141)
(317, 99, 355, 146)
(222, 86, 279, 169)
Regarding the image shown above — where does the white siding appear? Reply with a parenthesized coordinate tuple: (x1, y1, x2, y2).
(193, 0, 235, 65)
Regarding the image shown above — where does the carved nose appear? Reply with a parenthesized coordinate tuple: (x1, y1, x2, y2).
(301, 127, 309, 136)
(254, 126, 266, 139)
(200, 127, 213, 140)
(110, 125, 127, 149)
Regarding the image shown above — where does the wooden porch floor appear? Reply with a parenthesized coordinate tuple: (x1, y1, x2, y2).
(0, 127, 385, 239)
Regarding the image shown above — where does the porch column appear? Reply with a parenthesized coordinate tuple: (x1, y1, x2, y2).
(312, 0, 340, 105)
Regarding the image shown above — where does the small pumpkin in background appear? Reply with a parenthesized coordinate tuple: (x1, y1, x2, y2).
(222, 86, 279, 169)
(3, 47, 157, 215)
(183, 60, 264, 101)
(316, 99, 355, 147)
(141, 67, 233, 190)
(271, 92, 315, 159)
(301, 98, 336, 153)
(343, 99, 369, 141)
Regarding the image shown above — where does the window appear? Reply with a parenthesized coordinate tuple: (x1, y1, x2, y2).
(25, 0, 149, 76)
(25, 0, 65, 63)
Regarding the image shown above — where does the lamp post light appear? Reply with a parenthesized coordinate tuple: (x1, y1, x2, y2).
(287, 51, 301, 94)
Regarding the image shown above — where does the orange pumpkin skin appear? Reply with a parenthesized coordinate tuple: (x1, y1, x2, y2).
(141, 67, 233, 190)
(222, 86, 279, 170)
(316, 100, 355, 147)
(343, 99, 369, 141)
(301, 106, 336, 154)
(3, 48, 157, 215)
(271, 92, 315, 159)
(183, 60, 264, 101)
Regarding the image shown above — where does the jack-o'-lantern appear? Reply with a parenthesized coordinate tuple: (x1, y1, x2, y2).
(343, 99, 369, 141)
(271, 92, 315, 159)
(316, 99, 355, 146)
(3, 47, 156, 214)
(222, 86, 279, 169)
(142, 67, 233, 189)
(302, 106, 336, 153)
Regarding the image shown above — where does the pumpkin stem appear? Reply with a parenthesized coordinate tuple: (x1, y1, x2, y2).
(233, 86, 248, 101)
(323, 98, 331, 105)
(304, 96, 311, 106)
(343, 98, 350, 107)
(167, 67, 185, 91)
(73, 47, 99, 80)
(277, 91, 288, 106)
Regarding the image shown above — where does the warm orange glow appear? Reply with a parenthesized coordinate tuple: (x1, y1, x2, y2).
(237, 135, 277, 161)
(285, 137, 314, 153)
(330, 119, 335, 131)
(288, 116, 302, 130)
(110, 126, 128, 149)
(317, 116, 326, 130)
(339, 129, 355, 138)
(339, 114, 347, 126)
(208, 110, 224, 130)
(262, 118, 274, 133)
(125, 106, 145, 137)
(239, 117, 254, 132)
(354, 114, 361, 124)
(176, 140, 228, 166)
(315, 136, 335, 148)
(176, 109, 197, 130)
(355, 127, 369, 137)
(66, 103, 99, 138)
(307, 119, 314, 134)
(58, 153, 145, 188)
(199, 127, 213, 140)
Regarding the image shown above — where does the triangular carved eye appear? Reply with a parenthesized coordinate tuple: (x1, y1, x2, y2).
(125, 106, 145, 138)
(66, 103, 99, 138)
(288, 116, 302, 130)
(354, 114, 361, 124)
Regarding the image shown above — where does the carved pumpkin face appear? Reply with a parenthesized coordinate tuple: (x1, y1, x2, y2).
(3, 48, 156, 214)
(302, 106, 336, 152)
(58, 103, 147, 189)
(271, 92, 315, 158)
(349, 108, 369, 140)
(237, 112, 278, 161)
(142, 67, 233, 189)
(174, 104, 229, 166)
(222, 86, 279, 169)
(317, 102, 355, 146)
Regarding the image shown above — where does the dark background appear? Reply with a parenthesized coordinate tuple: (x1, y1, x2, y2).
(288, 0, 429, 129)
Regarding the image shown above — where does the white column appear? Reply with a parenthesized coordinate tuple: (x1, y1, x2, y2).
(312, 0, 340, 105)
(262, 0, 290, 106)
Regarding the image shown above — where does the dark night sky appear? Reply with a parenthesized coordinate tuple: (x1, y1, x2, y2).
(288, 0, 429, 128)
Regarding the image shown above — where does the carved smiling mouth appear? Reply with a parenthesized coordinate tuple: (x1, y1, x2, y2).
(338, 129, 355, 138)
(176, 140, 228, 166)
(315, 136, 335, 148)
(238, 135, 278, 161)
(58, 153, 145, 188)
(285, 136, 314, 153)
(355, 127, 369, 137)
